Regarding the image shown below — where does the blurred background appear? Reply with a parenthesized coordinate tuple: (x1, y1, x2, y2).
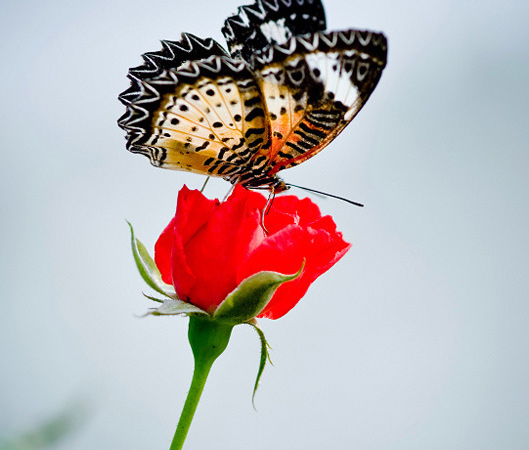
(1, 0, 528, 448)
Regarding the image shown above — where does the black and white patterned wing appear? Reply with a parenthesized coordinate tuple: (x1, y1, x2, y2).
(249, 29, 387, 175)
(222, 0, 326, 62)
(119, 33, 228, 110)
(118, 34, 270, 181)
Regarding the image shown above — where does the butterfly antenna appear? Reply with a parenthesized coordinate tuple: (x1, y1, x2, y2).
(285, 184, 364, 207)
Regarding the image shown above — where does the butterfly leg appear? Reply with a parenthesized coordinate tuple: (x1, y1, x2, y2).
(260, 187, 276, 235)
(222, 183, 236, 202)
(200, 176, 211, 193)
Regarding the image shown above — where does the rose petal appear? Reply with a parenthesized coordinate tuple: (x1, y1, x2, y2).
(153, 185, 351, 320)
(263, 207, 299, 236)
(237, 216, 351, 319)
(154, 217, 176, 285)
(182, 187, 266, 312)
(175, 185, 219, 245)
(237, 225, 307, 318)
(170, 231, 198, 301)
(273, 195, 323, 226)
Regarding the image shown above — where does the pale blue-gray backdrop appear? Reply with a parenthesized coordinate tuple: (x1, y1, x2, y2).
(1, 0, 528, 448)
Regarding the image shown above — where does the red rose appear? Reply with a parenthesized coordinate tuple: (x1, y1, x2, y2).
(154, 185, 351, 320)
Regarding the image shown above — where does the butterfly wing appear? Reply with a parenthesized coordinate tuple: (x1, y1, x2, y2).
(118, 8, 388, 190)
(118, 35, 270, 180)
(249, 29, 387, 175)
(119, 33, 228, 110)
(222, 0, 326, 63)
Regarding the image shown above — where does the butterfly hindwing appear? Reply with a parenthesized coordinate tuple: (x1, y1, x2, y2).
(251, 29, 387, 173)
(123, 55, 270, 179)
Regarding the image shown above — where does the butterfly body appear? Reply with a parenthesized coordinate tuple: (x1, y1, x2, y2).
(118, 0, 387, 192)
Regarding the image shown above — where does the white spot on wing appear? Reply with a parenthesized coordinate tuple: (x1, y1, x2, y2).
(305, 51, 360, 106)
(259, 18, 292, 45)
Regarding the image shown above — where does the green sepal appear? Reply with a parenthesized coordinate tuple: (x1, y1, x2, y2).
(147, 298, 209, 316)
(143, 293, 164, 303)
(247, 320, 272, 408)
(212, 261, 304, 324)
(127, 221, 176, 299)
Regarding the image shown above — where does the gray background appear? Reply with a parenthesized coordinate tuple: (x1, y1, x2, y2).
(1, 0, 528, 448)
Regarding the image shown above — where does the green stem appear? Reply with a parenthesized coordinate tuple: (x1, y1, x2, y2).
(170, 316, 233, 450)
(169, 357, 211, 449)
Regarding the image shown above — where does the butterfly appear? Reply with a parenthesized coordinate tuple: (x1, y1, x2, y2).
(118, 0, 387, 193)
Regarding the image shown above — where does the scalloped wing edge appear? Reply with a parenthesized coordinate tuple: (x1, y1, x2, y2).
(118, 54, 254, 150)
(222, 0, 326, 61)
(118, 33, 229, 146)
(251, 28, 387, 68)
(119, 33, 228, 105)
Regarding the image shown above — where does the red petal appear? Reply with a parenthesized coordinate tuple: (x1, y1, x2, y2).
(154, 217, 176, 285)
(272, 195, 323, 226)
(237, 216, 351, 319)
(155, 186, 218, 298)
(262, 207, 298, 236)
(175, 185, 219, 245)
(182, 186, 267, 312)
(237, 224, 307, 318)
(155, 185, 350, 319)
(170, 232, 197, 301)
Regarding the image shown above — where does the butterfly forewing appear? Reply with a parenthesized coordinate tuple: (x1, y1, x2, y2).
(222, 0, 326, 63)
(128, 56, 270, 179)
(251, 29, 387, 174)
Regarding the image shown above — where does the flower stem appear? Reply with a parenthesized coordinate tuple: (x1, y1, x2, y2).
(170, 316, 233, 450)
(169, 357, 211, 449)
